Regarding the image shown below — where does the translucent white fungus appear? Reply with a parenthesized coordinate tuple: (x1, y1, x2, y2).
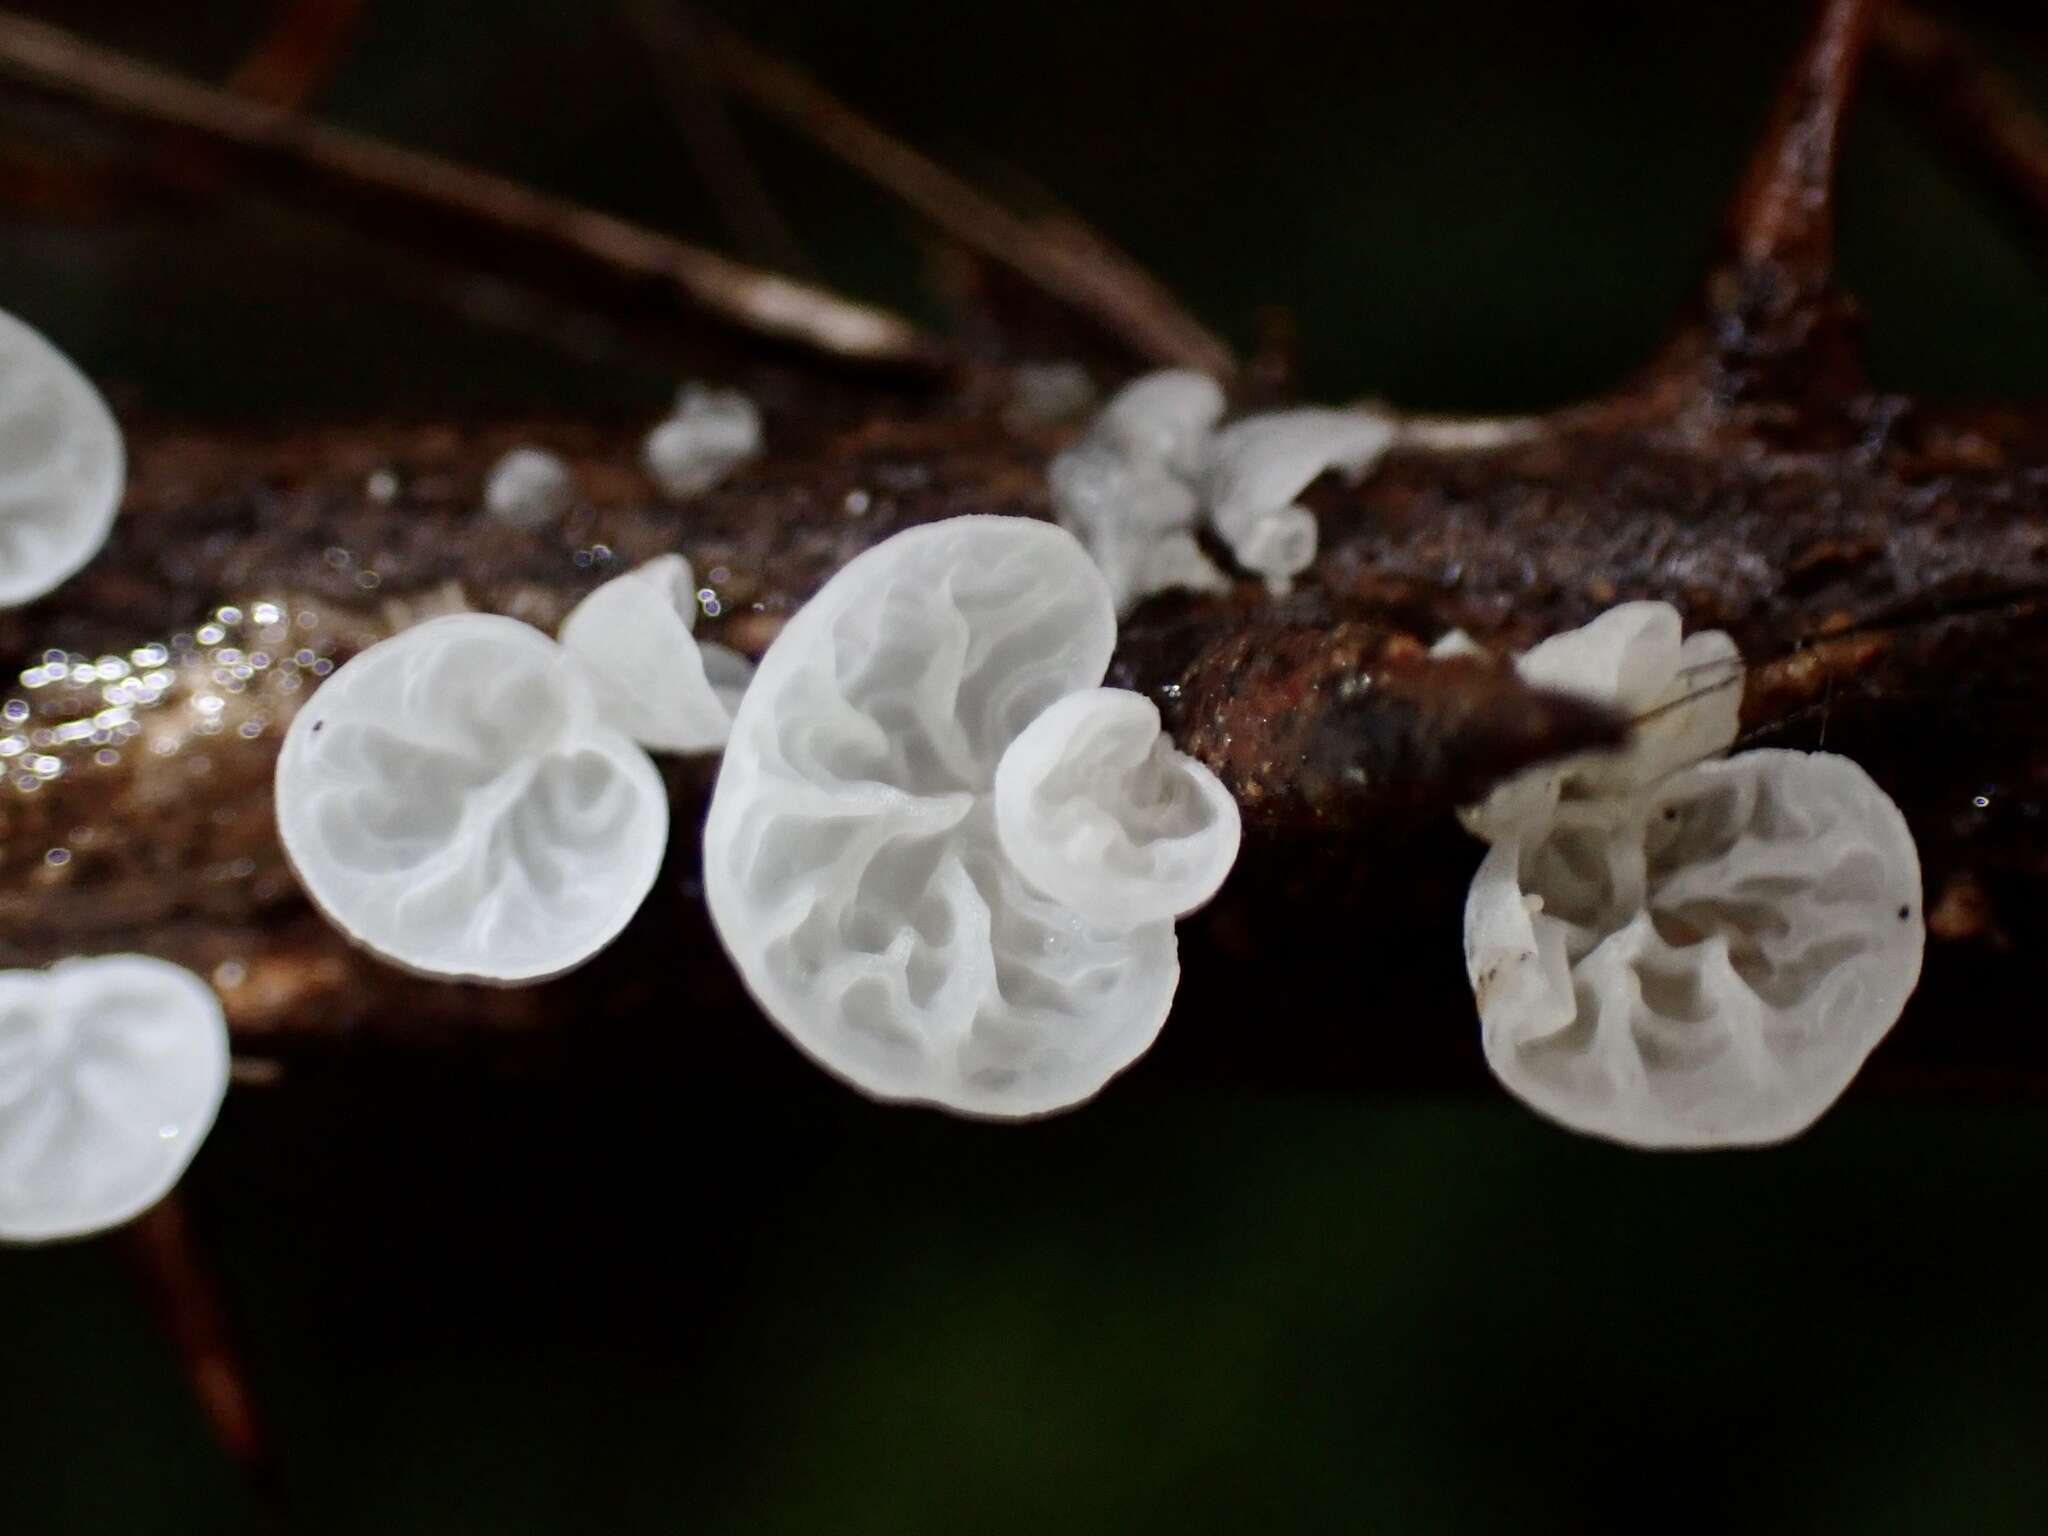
(1428, 628, 1488, 661)
(1091, 369, 1226, 478)
(484, 445, 575, 529)
(1229, 504, 1318, 595)
(0, 955, 229, 1243)
(274, 613, 669, 984)
(1465, 749, 1924, 1148)
(0, 307, 125, 608)
(1047, 370, 1228, 613)
(704, 516, 1231, 1118)
(558, 554, 752, 753)
(1200, 407, 1394, 594)
(1464, 601, 1743, 843)
(643, 384, 762, 498)
(993, 687, 1240, 931)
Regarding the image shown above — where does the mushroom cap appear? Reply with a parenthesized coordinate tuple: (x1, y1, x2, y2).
(703, 515, 1180, 1118)
(0, 307, 125, 608)
(1201, 406, 1394, 546)
(0, 955, 228, 1243)
(558, 554, 750, 753)
(1092, 369, 1226, 477)
(1465, 749, 1924, 1148)
(994, 687, 1240, 931)
(274, 613, 669, 984)
(1464, 601, 1743, 841)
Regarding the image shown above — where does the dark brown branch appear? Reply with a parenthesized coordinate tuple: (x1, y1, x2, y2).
(0, 9, 940, 368)
(1875, 0, 2048, 262)
(697, 17, 1236, 378)
(616, 0, 809, 274)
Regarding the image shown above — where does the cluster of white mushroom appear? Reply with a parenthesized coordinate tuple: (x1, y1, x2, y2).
(273, 554, 752, 984)
(0, 307, 1946, 1244)
(1, 308, 233, 1243)
(1453, 603, 1926, 1147)
(1048, 370, 1396, 607)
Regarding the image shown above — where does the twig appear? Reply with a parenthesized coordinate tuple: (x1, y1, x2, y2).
(1875, 1, 2048, 262)
(697, 17, 1236, 378)
(119, 1196, 276, 1495)
(1724, 0, 1876, 281)
(616, 0, 808, 275)
(0, 9, 939, 368)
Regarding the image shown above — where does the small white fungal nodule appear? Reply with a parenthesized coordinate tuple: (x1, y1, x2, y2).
(703, 516, 1239, 1118)
(643, 385, 762, 498)
(274, 612, 669, 985)
(484, 445, 576, 529)
(1457, 601, 1924, 1148)
(0, 307, 125, 609)
(0, 955, 229, 1244)
(993, 687, 1240, 932)
(558, 554, 752, 753)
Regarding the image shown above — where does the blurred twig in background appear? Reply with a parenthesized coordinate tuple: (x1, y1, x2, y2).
(0, 8, 940, 366)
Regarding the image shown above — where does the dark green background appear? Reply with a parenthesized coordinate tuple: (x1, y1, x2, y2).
(3, 3, 2047, 1531)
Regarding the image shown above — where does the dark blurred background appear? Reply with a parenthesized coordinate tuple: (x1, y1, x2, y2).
(3, 2, 2048, 1531)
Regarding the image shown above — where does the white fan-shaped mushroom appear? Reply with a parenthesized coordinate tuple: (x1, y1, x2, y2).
(484, 445, 575, 529)
(558, 554, 751, 752)
(274, 613, 669, 984)
(1465, 749, 1924, 1148)
(643, 384, 762, 497)
(0, 307, 125, 608)
(704, 516, 1210, 1118)
(1464, 601, 1743, 841)
(0, 955, 228, 1243)
(994, 688, 1240, 931)
(1230, 503, 1318, 594)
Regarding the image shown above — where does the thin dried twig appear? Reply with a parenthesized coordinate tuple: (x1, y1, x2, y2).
(617, 0, 808, 275)
(0, 9, 939, 368)
(1875, 0, 2048, 261)
(697, 16, 1236, 378)
(119, 1197, 275, 1492)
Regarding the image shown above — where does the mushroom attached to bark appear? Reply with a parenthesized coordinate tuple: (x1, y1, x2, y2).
(558, 554, 753, 752)
(0, 955, 229, 1243)
(1201, 406, 1394, 594)
(1462, 600, 1743, 842)
(1465, 749, 1924, 1148)
(0, 307, 125, 608)
(274, 612, 669, 984)
(703, 515, 1239, 1118)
